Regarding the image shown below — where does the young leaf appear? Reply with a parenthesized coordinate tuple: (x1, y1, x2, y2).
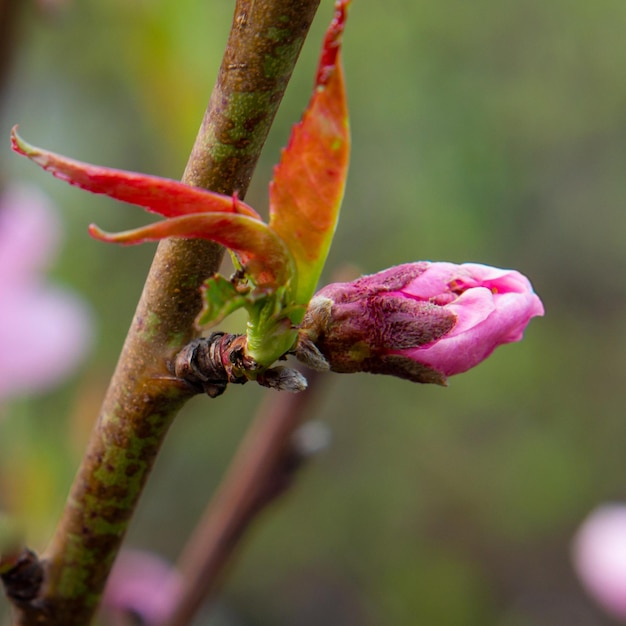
(196, 275, 256, 328)
(269, 0, 350, 310)
(11, 126, 261, 220)
(89, 213, 294, 290)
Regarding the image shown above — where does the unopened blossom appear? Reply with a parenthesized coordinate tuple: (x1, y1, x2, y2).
(297, 262, 544, 384)
(0, 184, 92, 401)
(573, 504, 626, 620)
(101, 549, 182, 626)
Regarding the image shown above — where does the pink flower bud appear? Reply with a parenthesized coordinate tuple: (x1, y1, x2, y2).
(573, 504, 626, 620)
(102, 549, 182, 626)
(297, 262, 544, 384)
(0, 184, 93, 402)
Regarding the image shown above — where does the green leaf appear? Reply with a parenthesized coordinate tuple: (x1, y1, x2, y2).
(245, 292, 298, 366)
(11, 126, 261, 220)
(269, 0, 350, 313)
(89, 213, 294, 290)
(196, 275, 250, 328)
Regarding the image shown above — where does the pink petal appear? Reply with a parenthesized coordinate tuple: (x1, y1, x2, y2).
(573, 505, 626, 619)
(0, 283, 92, 400)
(102, 549, 182, 626)
(0, 184, 61, 284)
(440, 288, 496, 337)
(407, 289, 500, 375)
(0, 183, 92, 401)
(461, 262, 541, 298)
(401, 262, 463, 300)
(406, 284, 542, 376)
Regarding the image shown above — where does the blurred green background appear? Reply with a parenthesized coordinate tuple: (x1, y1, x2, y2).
(1, 0, 625, 624)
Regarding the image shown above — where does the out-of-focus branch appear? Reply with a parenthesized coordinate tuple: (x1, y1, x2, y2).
(0, 0, 19, 101)
(165, 370, 325, 626)
(6, 0, 321, 623)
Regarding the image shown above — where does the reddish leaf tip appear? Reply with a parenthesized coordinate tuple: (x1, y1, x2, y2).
(10, 125, 28, 156)
(88, 223, 143, 245)
(316, 0, 351, 86)
(88, 223, 135, 245)
(10, 126, 48, 168)
(87, 223, 112, 242)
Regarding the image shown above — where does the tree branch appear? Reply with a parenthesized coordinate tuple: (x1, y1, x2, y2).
(165, 370, 324, 626)
(8, 0, 321, 623)
(0, 0, 20, 104)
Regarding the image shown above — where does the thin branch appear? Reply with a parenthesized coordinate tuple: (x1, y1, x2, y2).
(8, 0, 321, 623)
(165, 370, 324, 626)
(0, 0, 20, 103)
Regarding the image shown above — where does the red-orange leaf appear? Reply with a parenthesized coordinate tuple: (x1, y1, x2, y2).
(89, 214, 293, 289)
(269, 0, 350, 309)
(11, 126, 260, 220)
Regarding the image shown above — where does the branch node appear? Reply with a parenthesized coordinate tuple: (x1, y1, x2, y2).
(1, 549, 44, 607)
(174, 333, 309, 396)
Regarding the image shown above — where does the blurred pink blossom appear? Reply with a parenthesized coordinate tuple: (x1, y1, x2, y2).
(0, 184, 92, 401)
(102, 549, 183, 626)
(573, 504, 626, 620)
(300, 262, 544, 384)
